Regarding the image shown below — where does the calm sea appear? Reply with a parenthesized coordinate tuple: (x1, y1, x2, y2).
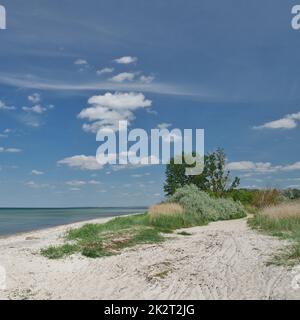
(0, 207, 147, 236)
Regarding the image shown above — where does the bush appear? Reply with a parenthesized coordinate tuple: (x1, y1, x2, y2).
(228, 189, 256, 206)
(228, 188, 289, 208)
(282, 188, 300, 200)
(148, 212, 207, 232)
(167, 184, 246, 221)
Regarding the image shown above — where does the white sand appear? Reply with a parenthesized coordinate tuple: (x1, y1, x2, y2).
(0, 216, 300, 300)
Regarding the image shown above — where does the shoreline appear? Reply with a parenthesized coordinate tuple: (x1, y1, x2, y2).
(0, 214, 128, 241)
(0, 212, 142, 240)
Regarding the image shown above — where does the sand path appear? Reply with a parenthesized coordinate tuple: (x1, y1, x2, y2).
(0, 217, 300, 300)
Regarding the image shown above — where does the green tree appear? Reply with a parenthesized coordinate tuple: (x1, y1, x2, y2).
(164, 148, 240, 197)
(204, 148, 240, 197)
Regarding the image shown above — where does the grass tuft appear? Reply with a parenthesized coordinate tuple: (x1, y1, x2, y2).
(41, 244, 78, 259)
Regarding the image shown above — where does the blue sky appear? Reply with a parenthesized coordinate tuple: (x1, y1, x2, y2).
(0, 0, 300, 207)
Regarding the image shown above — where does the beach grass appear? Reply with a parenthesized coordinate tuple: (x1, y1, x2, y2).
(248, 201, 300, 265)
(41, 211, 208, 259)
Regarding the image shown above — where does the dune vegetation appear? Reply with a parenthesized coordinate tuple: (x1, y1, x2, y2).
(249, 201, 300, 265)
(41, 185, 247, 259)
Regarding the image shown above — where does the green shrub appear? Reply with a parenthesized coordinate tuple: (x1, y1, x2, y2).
(228, 189, 256, 206)
(167, 184, 246, 221)
(148, 211, 207, 231)
(282, 188, 300, 200)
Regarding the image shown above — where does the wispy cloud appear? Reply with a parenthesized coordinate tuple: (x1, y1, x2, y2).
(96, 67, 114, 75)
(31, 169, 44, 175)
(157, 123, 172, 129)
(74, 58, 88, 66)
(131, 173, 150, 178)
(22, 105, 47, 114)
(25, 181, 50, 189)
(0, 100, 16, 111)
(140, 75, 155, 84)
(17, 113, 42, 127)
(110, 72, 135, 83)
(0, 72, 204, 97)
(66, 180, 87, 187)
(66, 180, 101, 186)
(58, 155, 103, 171)
(0, 147, 22, 153)
(0, 128, 12, 138)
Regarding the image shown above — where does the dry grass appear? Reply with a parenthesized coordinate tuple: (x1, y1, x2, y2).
(148, 203, 185, 217)
(249, 201, 300, 265)
(252, 189, 281, 209)
(261, 201, 300, 219)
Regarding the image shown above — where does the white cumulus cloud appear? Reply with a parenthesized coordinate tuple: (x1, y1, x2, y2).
(227, 160, 300, 174)
(282, 162, 300, 171)
(114, 56, 137, 64)
(254, 111, 300, 130)
(28, 93, 41, 104)
(74, 59, 88, 65)
(78, 92, 152, 133)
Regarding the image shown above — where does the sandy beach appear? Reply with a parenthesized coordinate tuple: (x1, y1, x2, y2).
(0, 216, 300, 300)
